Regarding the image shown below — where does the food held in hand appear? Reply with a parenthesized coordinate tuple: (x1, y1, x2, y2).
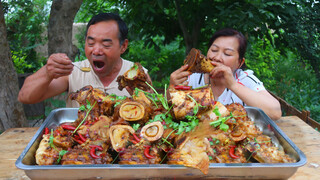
(117, 62, 152, 91)
(184, 48, 215, 73)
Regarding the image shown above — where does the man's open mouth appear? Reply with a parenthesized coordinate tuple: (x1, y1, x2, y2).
(93, 61, 105, 69)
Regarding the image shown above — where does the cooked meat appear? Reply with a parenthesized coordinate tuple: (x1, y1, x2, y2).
(36, 85, 296, 175)
(61, 146, 113, 165)
(118, 144, 162, 164)
(244, 135, 295, 163)
(116, 62, 152, 91)
(168, 137, 210, 174)
(169, 85, 214, 120)
(35, 134, 60, 165)
(184, 48, 215, 73)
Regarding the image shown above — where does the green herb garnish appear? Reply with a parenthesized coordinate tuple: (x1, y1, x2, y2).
(73, 100, 97, 134)
(132, 123, 140, 131)
(57, 150, 68, 163)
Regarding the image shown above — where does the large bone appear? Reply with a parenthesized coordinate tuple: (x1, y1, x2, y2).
(184, 48, 215, 73)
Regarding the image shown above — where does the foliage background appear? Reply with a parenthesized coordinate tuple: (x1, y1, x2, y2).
(3, 0, 320, 122)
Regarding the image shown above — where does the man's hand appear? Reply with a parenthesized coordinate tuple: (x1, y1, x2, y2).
(169, 64, 192, 87)
(46, 53, 73, 80)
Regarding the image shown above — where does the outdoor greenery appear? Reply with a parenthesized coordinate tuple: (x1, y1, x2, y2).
(3, 0, 320, 122)
(3, 0, 49, 73)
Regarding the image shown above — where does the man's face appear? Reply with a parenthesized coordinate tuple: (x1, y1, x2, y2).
(85, 20, 127, 77)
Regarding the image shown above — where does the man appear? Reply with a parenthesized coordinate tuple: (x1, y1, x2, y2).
(18, 13, 151, 107)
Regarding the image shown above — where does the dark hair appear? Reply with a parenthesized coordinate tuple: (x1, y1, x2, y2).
(208, 28, 247, 65)
(86, 13, 128, 45)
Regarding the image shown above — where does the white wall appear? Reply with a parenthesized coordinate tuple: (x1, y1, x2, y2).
(34, 23, 87, 58)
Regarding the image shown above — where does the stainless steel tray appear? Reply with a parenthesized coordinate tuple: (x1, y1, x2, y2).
(16, 107, 306, 180)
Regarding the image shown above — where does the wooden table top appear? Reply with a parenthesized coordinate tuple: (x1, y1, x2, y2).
(0, 116, 319, 180)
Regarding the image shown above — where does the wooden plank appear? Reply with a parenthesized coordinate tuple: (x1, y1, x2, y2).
(275, 116, 320, 180)
(0, 128, 39, 179)
(269, 91, 320, 129)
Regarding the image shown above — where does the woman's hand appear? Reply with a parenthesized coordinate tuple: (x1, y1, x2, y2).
(46, 53, 73, 80)
(169, 65, 192, 87)
(209, 61, 236, 88)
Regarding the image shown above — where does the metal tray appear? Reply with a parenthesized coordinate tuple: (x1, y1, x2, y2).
(16, 107, 306, 180)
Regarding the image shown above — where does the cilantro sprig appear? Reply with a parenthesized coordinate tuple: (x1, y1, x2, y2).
(48, 129, 68, 164)
(147, 94, 202, 135)
(144, 82, 170, 110)
(57, 150, 68, 163)
(209, 106, 243, 132)
(49, 129, 55, 149)
(74, 100, 97, 134)
(209, 106, 233, 132)
(132, 123, 140, 131)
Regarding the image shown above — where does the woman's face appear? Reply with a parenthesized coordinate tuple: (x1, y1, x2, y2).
(206, 36, 242, 72)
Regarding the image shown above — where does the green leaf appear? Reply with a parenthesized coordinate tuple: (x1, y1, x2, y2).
(220, 123, 229, 132)
(132, 123, 140, 131)
(79, 105, 86, 111)
(57, 150, 68, 163)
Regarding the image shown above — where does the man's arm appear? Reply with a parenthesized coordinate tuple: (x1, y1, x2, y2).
(18, 53, 73, 104)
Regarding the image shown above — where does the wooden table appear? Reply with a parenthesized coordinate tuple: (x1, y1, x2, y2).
(0, 116, 319, 179)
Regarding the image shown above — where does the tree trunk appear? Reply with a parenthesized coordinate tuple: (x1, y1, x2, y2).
(174, 0, 204, 55)
(0, 2, 28, 132)
(48, 0, 83, 61)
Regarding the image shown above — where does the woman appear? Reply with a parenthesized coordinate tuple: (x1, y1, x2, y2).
(170, 28, 281, 120)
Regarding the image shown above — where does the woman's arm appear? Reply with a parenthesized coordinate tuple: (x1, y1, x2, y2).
(209, 61, 282, 120)
(229, 83, 282, 120)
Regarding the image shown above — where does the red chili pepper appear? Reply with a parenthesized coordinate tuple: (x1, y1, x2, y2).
(78, 133, 86, 142)
(118, 148, 125, 155)
(44, 127, 49, 135)
(73, 138, 84, 144)
(55, 129, 61, 136)
(100, 153, 106, 157)
(90, 147, 101, 159)
(130, 139, 138, 144)
(174, 85, 191, 90)
(144, 145, 155, 159)
(61, 124, 76, 131)
(132, 133, 141, 142)
(229, 145, 240, 159)
(89, 145, 103, 151)
(155, 108, 163, 111)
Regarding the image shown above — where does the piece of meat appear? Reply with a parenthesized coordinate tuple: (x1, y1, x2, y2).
(169, 85, 214, 120)
(244, 135, 296, 163)
(87, 115, 112, 142)
(61, 146, 113, 165)
(184, 48, 215, 73)
(109, 125, 136, 152)
(116, 62, 152, 91)
(198, 101, 230, 122)
(167, 137, 210, 174)
(118, 144, 162, 164)
(35, 134, 60, 165)
(69, 85, 124, 120)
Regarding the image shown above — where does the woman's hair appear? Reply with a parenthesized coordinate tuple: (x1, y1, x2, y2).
(208, 28, 247, 63)
(86, 13, 128, 45)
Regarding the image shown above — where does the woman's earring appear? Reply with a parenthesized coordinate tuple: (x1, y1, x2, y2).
(238, 59, 245, 68)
